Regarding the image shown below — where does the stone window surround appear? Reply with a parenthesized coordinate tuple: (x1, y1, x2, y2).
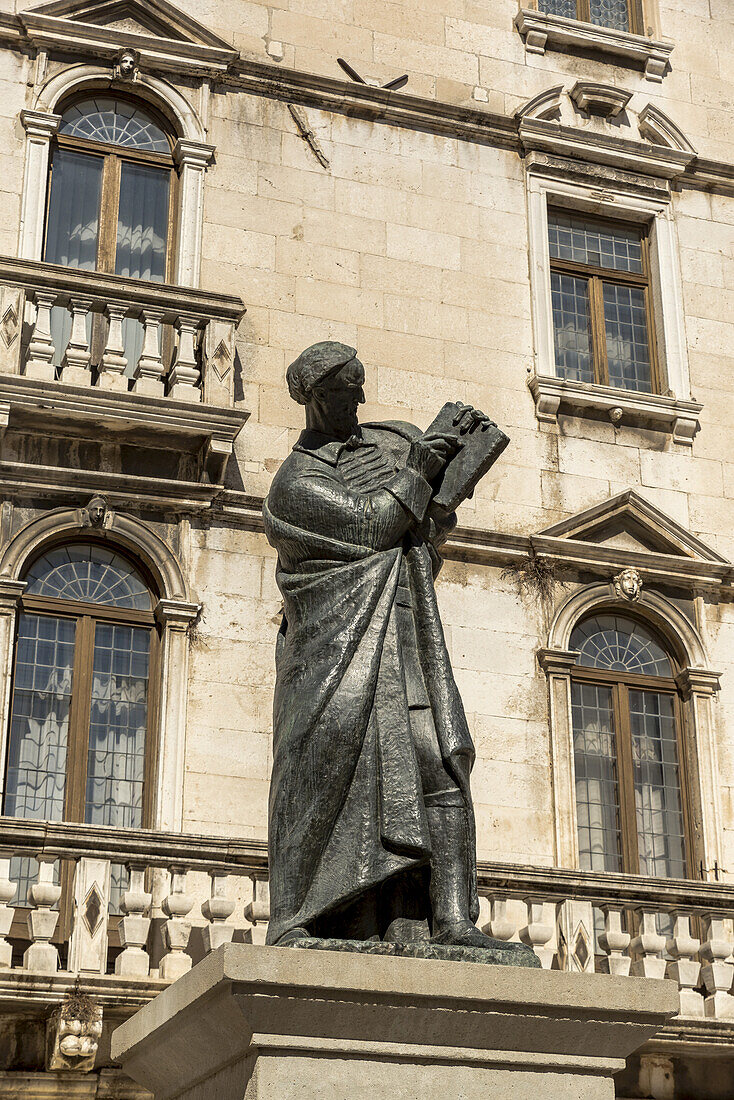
(538, 582, 723, 878)
(514, 8, 674, 83)
(18, 64, 214, 289)
(526, 167, 700, 444)
(0, 508, 199, 832)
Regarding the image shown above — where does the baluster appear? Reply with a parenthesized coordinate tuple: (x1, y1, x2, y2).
(699, 914, 734, 1018)
(160, 867, 193, 980)
(629, 908, 667, 979)
(168, 316, 201, 402)
(598, 905, 631, 977)
(666, 910, 703, 1017)
(25, 292, 57, 380)
(68, 857, 111, 975)
(133, 309, 165, 396)
(24, 855, 61, 973)
(556, 898, 595, 973)
(60, 296, 93, 385)
(244, 877, 270, 946)
(116, 863, 152, 978)
(99, 303, 128, 390)
(0, 858, 16, 967)
(519, 896, 555, 968)
(483, 895, 516, 941)
(202, 871, 235, 954)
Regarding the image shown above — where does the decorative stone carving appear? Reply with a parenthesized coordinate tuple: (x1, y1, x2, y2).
(114, 48, 139, 81)
(613, 568, 643, 602)
(46, 995, 103, 1072)
(80, 495, 112, 529)
(569, 81, 632, 119)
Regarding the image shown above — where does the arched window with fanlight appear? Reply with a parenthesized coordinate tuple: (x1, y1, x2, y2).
(3, 543, 159, 904)
(569, 613, 690, 880)
(43, 94, 176, 372)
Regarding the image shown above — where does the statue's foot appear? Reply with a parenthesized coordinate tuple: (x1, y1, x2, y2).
(431, 920, 500, 949)
(273, 926, 311, 946)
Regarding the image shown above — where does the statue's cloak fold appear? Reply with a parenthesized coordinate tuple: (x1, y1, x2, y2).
(263, 430, 477, 944)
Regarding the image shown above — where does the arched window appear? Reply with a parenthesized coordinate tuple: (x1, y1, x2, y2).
(3, 543, 159, 901)
(570, 613, 689, 879)
(43, 95, 176, 371)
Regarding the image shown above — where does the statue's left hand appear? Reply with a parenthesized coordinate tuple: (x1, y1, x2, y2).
(451, 402, 496, 434)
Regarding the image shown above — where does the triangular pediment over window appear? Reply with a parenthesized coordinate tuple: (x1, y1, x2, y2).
(538, 490, 726, 563)
(20, 0, 237, 73)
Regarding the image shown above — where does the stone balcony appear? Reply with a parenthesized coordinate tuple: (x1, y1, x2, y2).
(2, 817, 734, 1085)
(0, 257, 249, 503)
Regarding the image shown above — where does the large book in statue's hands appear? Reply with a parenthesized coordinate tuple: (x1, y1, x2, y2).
(425, 402, 509, 512)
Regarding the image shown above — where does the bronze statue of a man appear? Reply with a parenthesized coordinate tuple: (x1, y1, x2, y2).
(263, 341, 498, 949)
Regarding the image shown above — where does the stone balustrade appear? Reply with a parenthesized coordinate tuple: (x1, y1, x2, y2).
(0, 255, 245, 406)
(1, 818, 734, 1022)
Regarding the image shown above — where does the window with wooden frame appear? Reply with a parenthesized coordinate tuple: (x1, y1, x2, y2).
(2, 542, 160, 922)
(548, 209, 658, 394)
(569, 613, 690, 880)
(537, 0, 644, 34)
(43, 94, 177, 373)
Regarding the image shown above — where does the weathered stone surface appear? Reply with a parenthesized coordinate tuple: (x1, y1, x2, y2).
(288, 935, 541, 968)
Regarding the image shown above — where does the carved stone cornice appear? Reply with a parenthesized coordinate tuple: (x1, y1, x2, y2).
(537, 648, 578, 676)
(528, 375, 703, 446)
(675, 668, 722, 700)
(514, 8, 674, 82)
(154, 598, 201, 630)
(518, 117, 694, 180)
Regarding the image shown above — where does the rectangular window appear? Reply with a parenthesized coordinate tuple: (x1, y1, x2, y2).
(548, 210, 656, 394)
(538, 0, 642, 33)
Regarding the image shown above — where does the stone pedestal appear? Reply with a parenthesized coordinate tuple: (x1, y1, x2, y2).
(112, 943, 678, 1100)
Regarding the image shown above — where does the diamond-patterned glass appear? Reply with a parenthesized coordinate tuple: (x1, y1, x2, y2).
(59, 98, 170, 153)
(85, 622, 150, 829)
(590, 0, 630, 30)
(630, 690, 687, 878)
(24, 544, 152, 610)
(572, 681, 622, 872)
(539, 0, 577, 17)
(571, 615, 672, 676)
(548, 212, 643, 274)
(603, 282, 652, 393)
(551, 272, 594, 383)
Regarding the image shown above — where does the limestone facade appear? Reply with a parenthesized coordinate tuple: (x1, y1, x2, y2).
(0, 0, 731, 1095)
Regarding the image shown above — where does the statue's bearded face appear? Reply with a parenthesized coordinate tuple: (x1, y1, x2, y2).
(310, 358, 365, 439)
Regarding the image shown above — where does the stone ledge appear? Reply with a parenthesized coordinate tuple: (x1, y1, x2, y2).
(112, 942, 679, 1100)
(528, 375, 703, 445)
(514, 9, 674, 82)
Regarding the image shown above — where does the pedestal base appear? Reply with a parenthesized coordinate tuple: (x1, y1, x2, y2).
(112, 943, 678, 1100)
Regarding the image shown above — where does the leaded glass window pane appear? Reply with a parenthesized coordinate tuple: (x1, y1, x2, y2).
(551, 272, 594, 383)
(630, 691, 687, 878)
(539, 0, 577, 17)
(85, 622, 150, 828)
(116, 161, 169, 282)
(5, 613, 75, 821)
(570, 615, 672, 676)
(603, 282, 652, 393)
(571, 681, 622, 872)
(45, 149, 103, 271)
(59, 97, 169, 153)
(590, 0, 630, 30)
(549, 213, 643, 274)
(4, 613, 75, 906)
(25, 545, 152, 610)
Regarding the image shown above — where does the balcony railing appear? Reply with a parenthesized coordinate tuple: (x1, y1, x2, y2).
(1, 818, 734, 1023)
(0, 256, 245, 405)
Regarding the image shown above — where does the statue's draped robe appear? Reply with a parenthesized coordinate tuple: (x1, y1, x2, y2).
(263, 423, 478, 944)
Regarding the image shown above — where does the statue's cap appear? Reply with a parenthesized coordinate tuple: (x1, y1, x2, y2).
(286, 341, 358, 405)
